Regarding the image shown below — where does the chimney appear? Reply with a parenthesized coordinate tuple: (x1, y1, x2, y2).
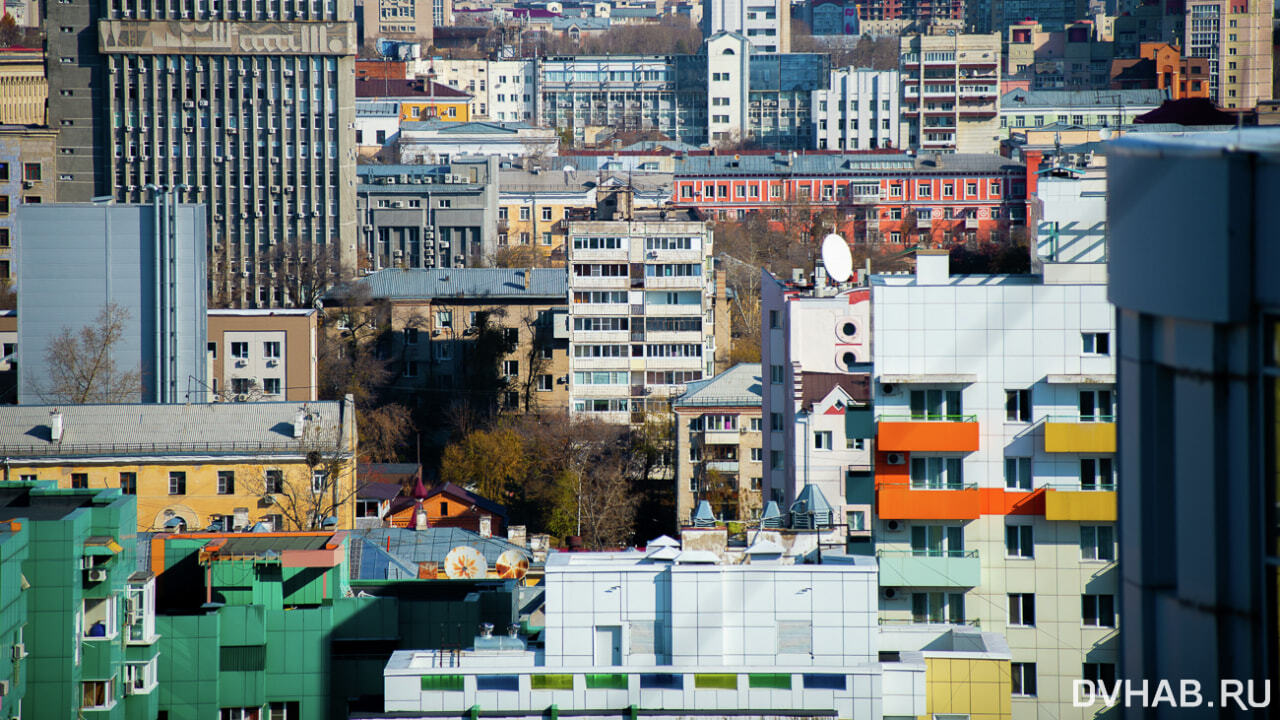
(293, 408, 307, 439)
(479, 515, 492, 538)
(49, 409, 63, 443)
(523, 269, 532, 289)
(916, 249, 950, 285)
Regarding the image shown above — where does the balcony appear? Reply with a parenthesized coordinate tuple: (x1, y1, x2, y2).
(877, 549, 981, 588)
(645, 276, 703, 290)
(703, 429, 741, 445)
(1043, 416, 1116, 453)
(1043, 484, 1117, 522)
(705, 460, 739, 473)
(877, 415, 979, 453)
(876, 483, 981, 520)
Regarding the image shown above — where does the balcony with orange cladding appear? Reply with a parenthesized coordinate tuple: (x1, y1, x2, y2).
(876, 483, 982, 520)
(876, 415, 980, 453)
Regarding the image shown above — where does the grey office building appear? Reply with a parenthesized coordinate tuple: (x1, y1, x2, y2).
(16, 200, 207, 404)
(1109, 130, 1280, 708)
(45, 0, 358, 308)
(355, 157, 498, 269)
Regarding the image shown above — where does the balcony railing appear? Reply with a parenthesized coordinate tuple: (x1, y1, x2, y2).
(878, 414, 980, 453)
(1043, 415, 1116, 453)
(877, 549, 981, 588)
(878, 414, 978, 423)
(878, 617, 982, 628)
(908, 481, 979, 491)
(1042, 483, 1117, 522)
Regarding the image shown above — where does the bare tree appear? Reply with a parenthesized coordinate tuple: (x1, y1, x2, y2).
(242, 418, 360, 530)
(42, 304, 144, 403)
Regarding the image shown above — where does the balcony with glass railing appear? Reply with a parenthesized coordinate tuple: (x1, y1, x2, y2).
(1043, 414, 1115, 453)
(877, 549, 981, 588)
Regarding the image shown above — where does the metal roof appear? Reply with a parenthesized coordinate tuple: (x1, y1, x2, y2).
(356, 100, 401, 117)
(354, 527, 529, 579)
(674, 363, 762, 408)
(402, 120, 542, 134)
(353, 268, 569, 301)
(0, 401, 345, 458)
(218, 535, 333, 554)
(1001, 88, 1167, 109)
(672, 153, 917, 177)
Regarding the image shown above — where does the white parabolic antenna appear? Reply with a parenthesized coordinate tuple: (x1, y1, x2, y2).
(444, 546, 488, 579)
(821, 233, 853, 283)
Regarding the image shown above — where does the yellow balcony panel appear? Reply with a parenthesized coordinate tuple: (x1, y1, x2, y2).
(1043, 420, 1115, 453)
(1044, 488, 1116, 522)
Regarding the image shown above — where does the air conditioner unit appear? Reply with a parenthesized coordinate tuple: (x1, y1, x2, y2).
(183, 100, 194, 109)
(882, 587, 898, 600)
(11, 643, 26, 661)
(885, 452, 906, 466)
(87, 568, 108, 583)
(262, 494, 276, 505)
(285, 185, 294, 192)
(198, 99, 209, 107)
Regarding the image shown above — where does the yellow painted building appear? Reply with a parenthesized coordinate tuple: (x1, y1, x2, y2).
(0, 399, 358, 532)
(356, 78, 472, 123)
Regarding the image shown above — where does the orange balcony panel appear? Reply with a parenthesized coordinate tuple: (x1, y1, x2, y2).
(877, 421, 979, 452)
(877, 485, 982, 520)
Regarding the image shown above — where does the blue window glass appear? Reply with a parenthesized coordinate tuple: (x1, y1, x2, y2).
(802, 674, 846, 690)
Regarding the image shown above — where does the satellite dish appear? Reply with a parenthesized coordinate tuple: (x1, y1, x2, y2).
(443, 546, 488, 579)
(821, 233, 853, 283)
(495, 549, 530, 580)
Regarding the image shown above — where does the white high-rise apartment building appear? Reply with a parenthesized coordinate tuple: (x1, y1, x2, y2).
(567, 210, 723, 424)
(871, 250, 1117, 718)
(812, 68, 902, 151)
(701, 0, 790, 52)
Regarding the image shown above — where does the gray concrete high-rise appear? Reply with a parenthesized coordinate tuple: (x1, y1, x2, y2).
(45, 0, 358, 308)
(16, 198, 208, 404)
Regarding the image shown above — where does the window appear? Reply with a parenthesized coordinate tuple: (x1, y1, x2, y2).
(1005, 389, 1031, 422)
(356, 499, 381, 518)
(217, 470, 235, 495)
(847, 509, 865, 530)
(124, 658, 158, 694)
(22, 163, 41, 181)
(769, 310, 780, 329)
(403, 361, 419, 377)
(0, 228, 8, 247)
(541, 207, 553, 221)
(911, 591, 965, 623)
(231, 342, 249, 359)
(770, 412, 783, 431)
(0, 163, 6, 181)
(1079, 390, 1114, 421)
(0, 196, 7, 215)
(1082, 593, 1116, 627)
(910, 456, 963, 489)
(537, 374, 553, 391)
(1080, 457, 1114, 490)
(169, 471, 186, 495)
(519, 207, 530, 221)
(1080, 525, 1115, 561)
(265, 470, 283, 494)
(435, 310, 452, 329)
(119, 472, 137, 495)
(770, 450, 783, 469)
(911, 525, 963, 556)
(82, 680, 114, 710)
(263, 341, 281, 358)
(503, 360, 519, 377)
(704, 414, 737, 431)
(1005, 457, 1032, 491)
(750, 448, 763, 462)
(770, 364, 784, 383)
(1008, 593, 1035, 626)
(909, 389, 962, 420)
(1082, 332, 1110, 355)
(846, 437, 866, 450)
(1005, 524, 1033, 558)
(1011, 662, 1037, 696)
(1083, 662, 1117, 687)
(311, 471, 326, 493)
(263, 378, 281, 395)
(814, 431, 832, 450)
(71, 473, 88, 489)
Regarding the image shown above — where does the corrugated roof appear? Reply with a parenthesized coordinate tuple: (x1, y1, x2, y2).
(356, 100, 400, 117)
(0, 402, 345, 458)
(354, 527, 529, 579)
(401, 120, 542, 134)
(673, 152, 918, 177)
(353, 268, 568, 300)
(674, 363, 762, 408)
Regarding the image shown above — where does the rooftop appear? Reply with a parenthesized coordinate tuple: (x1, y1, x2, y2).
(0, 401, 346, 459)
(674, 363, 762, 409)
(351, 268, 569, 301)
(355, 78, 472, 99)
(1001, 87, 1168, 109)
(0, 485, 99, 522)
(401, 120, 548, 135)
(356, 100, 401, 117)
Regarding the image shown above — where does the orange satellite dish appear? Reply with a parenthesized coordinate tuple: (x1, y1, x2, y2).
(443, 546, 488, 579)
(495, 549, 530, 580)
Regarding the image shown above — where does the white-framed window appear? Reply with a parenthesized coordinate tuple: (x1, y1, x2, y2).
(83, 594, 119, 640)
(1008, 593, 1035, 627)
(1005, 523, 1034, 558)
(690, 446, 702, 462)
(911, 525, 963, 556)
(263, 341, 281, 358)
(750, 448, 763, 462)
(231, 341, 249, 359)
(1080, 525, 1115, 561)
(1004, 457, 1032, 491)
(846, 437, 866, 450)
(537, 374, 553, 391)
(704, 414, 737, 431)
(911, 456, 963, 489)
(749, 417, 762, 431)
(911, 591, 965, 623)
(124, 657, 159, 694)
(814, 431, 833, 450)
(311, 470, 326, 493)
(1005, 388, 1031, 422)
(1082, 331, 1110, 355)
(356, 499, 381, 518)
(1011, 662, 1037, 696)
(1080, 457, 1114, 490)
(502, 360, 519, 377)
(909, 388, 962, 420)
(263, 378, 281, 395)
(126, 577, 157, 644)
(81, 679, 115, 710)
(435, 310, 453, 329)
(1082, 593, 1116, 627)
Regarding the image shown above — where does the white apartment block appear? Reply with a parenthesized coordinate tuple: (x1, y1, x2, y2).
(811, 68, 902, 151)
(384, 541, 1014, 717)
(566, 213, 720, 424)
(871, 250, 1117, 719)
(760, 275, 875, 552)
(411, 59, 536, 121)
(706, 33, 752, 146)
(701, 0, 789, 52)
